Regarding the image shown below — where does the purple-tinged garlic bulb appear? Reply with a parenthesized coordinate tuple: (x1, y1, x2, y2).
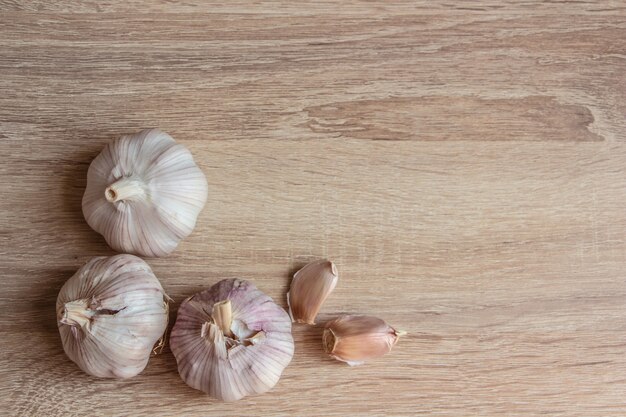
(82, 128, 208, 257)
(287, 259, 338, 324)
(323, 315, 405, 366)
(170, 279, 294, 401)
(56, 255, 169, 378)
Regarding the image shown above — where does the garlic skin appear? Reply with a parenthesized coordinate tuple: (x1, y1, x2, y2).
(170, 279, 294, 401)
(323, 315, 405, 366)
(287, 260, 338, 324)
(82, 128, 208, 257)
(56, 255, 169, 378)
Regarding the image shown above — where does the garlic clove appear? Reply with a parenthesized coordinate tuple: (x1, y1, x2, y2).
(170, 279, 294, 401)
(82, 128, 208, 257)
(323, 315, 405, 366)
(287, 260, 338, 324)
(56, 255, 169, 378)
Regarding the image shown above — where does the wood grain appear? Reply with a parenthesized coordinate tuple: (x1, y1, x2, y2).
(1, 1, 626, 416)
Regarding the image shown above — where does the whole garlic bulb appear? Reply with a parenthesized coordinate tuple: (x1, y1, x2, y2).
(170, 279, 294, 401)
(82, 128, 208, 257)
(56, 255, 169, 378)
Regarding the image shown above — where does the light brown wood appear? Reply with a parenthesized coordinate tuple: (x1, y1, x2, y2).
(2, 1, 626, 416)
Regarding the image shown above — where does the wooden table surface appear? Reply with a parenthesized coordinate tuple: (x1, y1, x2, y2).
(2, 1, 626, 416)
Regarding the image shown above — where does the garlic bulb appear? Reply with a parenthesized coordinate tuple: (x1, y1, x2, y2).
(287, 260, 338, 324)
(323, 315, 405, 366)
(170, 279, 294, 401)
(82, 128, 208, 257)
(56, 255, 169, 378)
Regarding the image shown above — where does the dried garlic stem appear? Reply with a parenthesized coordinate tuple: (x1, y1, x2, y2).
(212, 300, 234, 338)
(105, 176, 147, 203)
(61, 300, 94, 328)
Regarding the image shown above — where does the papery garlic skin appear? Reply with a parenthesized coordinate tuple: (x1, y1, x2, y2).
(56, 255, 169, 378)
(82, 128, 208, 257)
(170, 279, 294, 401)
(323, 315, 404, 366)
(287, 260, 338, 324)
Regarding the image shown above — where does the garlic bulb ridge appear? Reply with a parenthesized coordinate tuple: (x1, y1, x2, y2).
(170, 279, 294, 401)
(57, 255, 169, 378)
(82, 128, 208, 257)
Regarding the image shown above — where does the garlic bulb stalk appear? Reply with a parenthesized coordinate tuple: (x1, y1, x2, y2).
(287, 259, 338, 324)
(104, 175, 147, 203)
(212, 300, 235, 338)
(323, 315, 405, 366)
(56, 255, 169, 378)
(170, 279, 294, 401)
(82, 128, 208, 257)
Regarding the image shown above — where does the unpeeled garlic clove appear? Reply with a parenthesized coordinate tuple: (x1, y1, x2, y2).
(82, 128, 208, 258)
(170, 279, 294, 401)
(56, 255, 169, 378)
(287, 260, 338, 324)
(323, 315, 405, 366)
